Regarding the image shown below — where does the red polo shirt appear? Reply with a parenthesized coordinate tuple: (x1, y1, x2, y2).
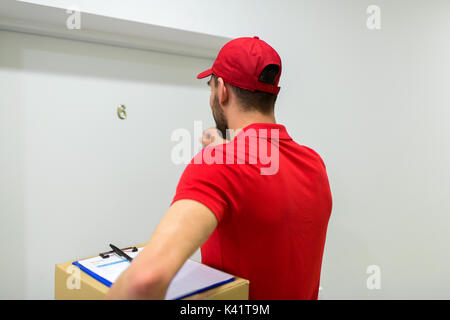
(172, 123, 332, 299)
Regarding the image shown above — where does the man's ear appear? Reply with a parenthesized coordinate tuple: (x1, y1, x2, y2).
(217, 77, 229, 106)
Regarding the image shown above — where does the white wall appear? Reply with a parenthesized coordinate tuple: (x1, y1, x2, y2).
(0, 30, 213, 299)
(2, 0, 450, 299)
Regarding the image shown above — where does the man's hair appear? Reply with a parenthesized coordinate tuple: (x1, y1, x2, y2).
(211, 64, 280, 115)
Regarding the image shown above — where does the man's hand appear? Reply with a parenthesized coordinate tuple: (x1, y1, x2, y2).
(201, 127, 229, 147)
(105, 199, 218, 300)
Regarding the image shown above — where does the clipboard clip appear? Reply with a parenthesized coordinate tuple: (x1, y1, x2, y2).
(99, 246, 138, 259)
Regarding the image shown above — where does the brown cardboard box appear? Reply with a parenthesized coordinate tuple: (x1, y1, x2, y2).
(55, 248, 249, 300)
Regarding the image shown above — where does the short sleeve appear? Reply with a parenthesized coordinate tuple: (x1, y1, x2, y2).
(171, 149, 232, 223)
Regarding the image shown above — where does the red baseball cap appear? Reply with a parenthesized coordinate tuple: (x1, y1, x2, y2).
(197, 36, 282, 95)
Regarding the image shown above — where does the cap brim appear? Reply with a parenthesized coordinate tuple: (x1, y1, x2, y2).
(197, 68, 213, 79)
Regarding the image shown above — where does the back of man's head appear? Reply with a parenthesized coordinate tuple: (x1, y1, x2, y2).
(198, 36, 282, 115)
(211, 63, 280, 115)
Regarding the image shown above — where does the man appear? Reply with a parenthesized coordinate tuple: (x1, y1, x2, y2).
(106, 36, 332, 300)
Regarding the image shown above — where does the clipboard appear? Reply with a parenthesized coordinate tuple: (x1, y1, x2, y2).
(72, 246, 235, 300)
(72, 246, 140, 288)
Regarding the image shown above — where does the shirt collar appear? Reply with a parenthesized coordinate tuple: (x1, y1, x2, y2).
(240, 123, 293, 140)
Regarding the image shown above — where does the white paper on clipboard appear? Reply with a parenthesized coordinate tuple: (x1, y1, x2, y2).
(74, 247, 235, 299)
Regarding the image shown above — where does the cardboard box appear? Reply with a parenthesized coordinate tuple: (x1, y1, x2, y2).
(55, 248, 249, 300)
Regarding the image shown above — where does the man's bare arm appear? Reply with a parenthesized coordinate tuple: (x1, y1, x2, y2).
(105, 199, 218, 299)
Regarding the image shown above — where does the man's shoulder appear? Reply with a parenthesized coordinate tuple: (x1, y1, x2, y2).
(291, 142, 328, 170)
